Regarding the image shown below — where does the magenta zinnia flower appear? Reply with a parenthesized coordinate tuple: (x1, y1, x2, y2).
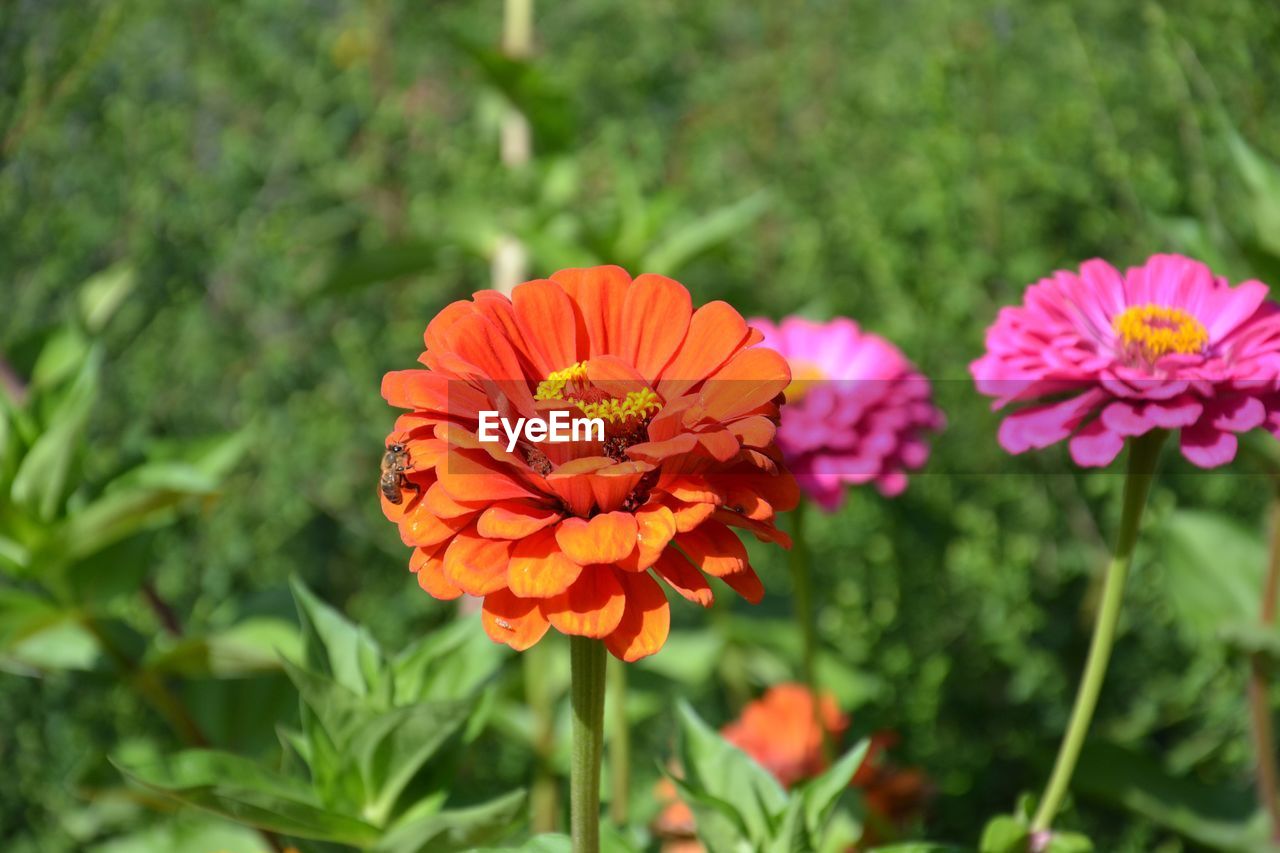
(751, 317, 943, 509)
(971, 253, 1280, 467)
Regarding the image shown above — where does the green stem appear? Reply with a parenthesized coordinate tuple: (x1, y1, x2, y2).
(524, 641, 558, 833)
(1031, 430, 1167, 832)
(789, 502, 829, 757)
(607, 656, 630, 826)
(1247, 481, 1280, 840)
(789, 501, 816, 692)
(570, 635, 606, 853)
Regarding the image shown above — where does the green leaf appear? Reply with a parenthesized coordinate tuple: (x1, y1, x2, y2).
(1073, 742, 1269, 851)
(800, 739, 870, 840)
(766, 797, 811, 853)
(353, 700, 471, 825)
(867, 846, 971, 853)
(676, 699, 788, 846)
(78, 263, 135, 333)
(392, 615, 506, 704)
(471, 834, 573, 853)
(1226, 129, 1280, 259)
(669, 774, 757, 853)
(1045, 833, 1094, 853)
(11, 347, 100, 521)
(146, 617, 301, 678)
(114, 749, 380, 845)
(978, 815, 1029, 853)
(1156, 509, 1267, 643)
(642, 192, 770, 276)
(373, 789, 526, 853)
(290, 575, 383, 696)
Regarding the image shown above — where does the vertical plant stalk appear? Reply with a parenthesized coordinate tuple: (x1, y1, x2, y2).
(1031, 430, 1167, 832)
(788, 501, 829, 756)
(570, 635, 606, 853)
(493, 0, 533, 296)
(525, 641, 559, 833)
(1247, 482, 1280, 840)
(608, 656, 630, 826)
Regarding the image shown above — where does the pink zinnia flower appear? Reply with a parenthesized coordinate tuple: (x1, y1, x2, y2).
(971, 253, 1280, 468)
(751, 317, 943, 509)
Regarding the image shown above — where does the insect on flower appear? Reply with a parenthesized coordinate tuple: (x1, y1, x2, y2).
(379, 266, 799, 662)
(379, 442, 414, 505)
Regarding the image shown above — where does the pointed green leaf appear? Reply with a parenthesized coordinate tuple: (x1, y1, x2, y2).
(676, 699, 787, 846)
(114, 749, 380, 845)
(800, 738, 869, 839)
(354, 700, 471, 825)
(290, 575, 383, 696)
(373, 789, 526, 853)
(978, 816, 1028, 853)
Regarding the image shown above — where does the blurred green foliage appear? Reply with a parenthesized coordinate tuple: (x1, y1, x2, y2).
(5, 0, 1280, 850)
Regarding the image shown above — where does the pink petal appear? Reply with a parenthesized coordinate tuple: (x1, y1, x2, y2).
(1180, 420, 1238, 468)
(997, 390, 1106, 454)
(1068, 420, 1125, 467)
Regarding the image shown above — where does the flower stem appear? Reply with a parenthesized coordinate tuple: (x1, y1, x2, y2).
(570, 635, 606, 853)
(608, 656, 630, 826)
(1247, 481, 1280, 840)
(789, 501, 830, 757)
(1031, 429, 1167, 832)
(789, 501, 817, 693)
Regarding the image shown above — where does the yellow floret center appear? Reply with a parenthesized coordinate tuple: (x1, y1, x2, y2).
(1113, 304, 1208, 361)
(786, 362, 827, 403)
(534, 361, 661, 423)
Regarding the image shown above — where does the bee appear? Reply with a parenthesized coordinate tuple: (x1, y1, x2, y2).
(380, 442, 414, 504)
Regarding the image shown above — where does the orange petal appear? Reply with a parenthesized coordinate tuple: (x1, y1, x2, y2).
(423, 482, 487, 519)
(727, 415, 777, 448)
(545, 456, 613, 517)
(398, 498, 471, 547)
(424, 300, 480, 353)
(657, 301, 750, 398)
(438, 450, 540, 502)
(442, 530, 513, 596)
(675, 523, 747, 577)
(584, 355, 649, 400)
(651, 549, 714, 607)
(509, 528, 584, 598)
(620, 274, 692, 382)
(410, 543, 462, 600)
(477, 502, 561, 539)
(482, 588, 550, 651)
(696, 428, 741, 462)
(626, 433, 698, 465)
(544, 567, 626, 638)
(512, 279, 580, 376)
(604, 571, 671, 662)
(713, 509, 792, 547)
(719, 564, 764, 604)
(556, 512, 638, 566)
(619, 504, 676, 571)
(670, 500, 717, 532)
(588, 461, 650, 513)
(551, 266, 630, 357)
(699, 347, 790, 422)
(439, 312, 537, 416)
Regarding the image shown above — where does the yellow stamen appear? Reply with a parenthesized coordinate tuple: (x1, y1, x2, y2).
(534, 362, 590, 401)
(786, 362, 827, 402)
(533, 362, 660, 423)
(1113, 304, 1208, 361)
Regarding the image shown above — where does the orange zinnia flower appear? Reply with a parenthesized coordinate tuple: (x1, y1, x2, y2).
(380, 266, 798, 661)
(721, 682, 848, 786)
